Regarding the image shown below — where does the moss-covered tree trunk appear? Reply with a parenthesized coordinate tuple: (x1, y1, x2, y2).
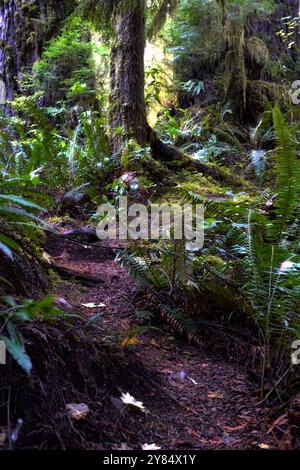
(108, 0, 218, 172)
(0, 0, 74, 105)
(109, 0, 153, 155)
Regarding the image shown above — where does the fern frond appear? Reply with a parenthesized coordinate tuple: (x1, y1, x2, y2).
(272, 106, 300, 239)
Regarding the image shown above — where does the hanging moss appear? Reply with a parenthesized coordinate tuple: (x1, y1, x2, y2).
(26, 31, 38, 46)
(247, 79, 291, 117)
(223, 17, 247, 118)
(247, 36, 269, 65)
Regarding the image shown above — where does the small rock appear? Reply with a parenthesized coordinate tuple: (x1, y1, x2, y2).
(62, 185, 90, 208)
(66, 403, 89, 420)
(61, 226, 98, 243)
(54, 297, 73, 312)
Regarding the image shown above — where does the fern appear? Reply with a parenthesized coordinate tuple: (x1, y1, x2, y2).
(230, 208, 300, 388)
(117, 249, 161, 289)
(117, 242, 200, 343)
(0, 296, 79, 373)
(0, 335, 32, 374)
(272, 106, 300, 239)
(0, 190, 45, 264)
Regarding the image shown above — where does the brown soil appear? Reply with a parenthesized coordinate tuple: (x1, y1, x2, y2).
(0, 231, 294, 450)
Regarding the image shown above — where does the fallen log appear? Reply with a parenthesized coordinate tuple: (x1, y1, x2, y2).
(44, 261, 105, 287)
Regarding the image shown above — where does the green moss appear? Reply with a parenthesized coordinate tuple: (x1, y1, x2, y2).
(247, 36, 269, 65)
(26, 31, 38, 45)
(175, 172, 225, 197)
(4, 56, 13, 65)
(28, 5, 39, 15)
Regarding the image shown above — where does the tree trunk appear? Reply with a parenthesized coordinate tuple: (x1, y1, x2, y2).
(0, 0, 74, 105)
(109, 0, 152, 155)
(108, 0, 229, 180)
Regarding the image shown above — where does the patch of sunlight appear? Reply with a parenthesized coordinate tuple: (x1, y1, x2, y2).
(145, 40, 173, 127)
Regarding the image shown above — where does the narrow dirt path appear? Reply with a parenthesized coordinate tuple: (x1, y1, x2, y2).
(45, 233, 276, 450)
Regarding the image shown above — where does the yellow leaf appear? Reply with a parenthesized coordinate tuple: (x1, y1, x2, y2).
(121, 336, 139, 347)
(207, 391, 224, 399)
(41, 251, 52, 263)
(259, 443, 270, 449)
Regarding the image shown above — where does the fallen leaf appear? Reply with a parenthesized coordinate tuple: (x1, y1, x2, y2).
(142, 443, 161, 450)
(258, 443, 270, 449)
(208, 391, 224, 399)
(66, 403, 89, 420)
(120, 392, 146, 412)
(41, 251, 52, 263)
(81, 302, 106, 308)
(120, 336, 139, 347)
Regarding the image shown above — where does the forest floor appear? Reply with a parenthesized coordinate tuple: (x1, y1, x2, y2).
(22, 224, 284, 451)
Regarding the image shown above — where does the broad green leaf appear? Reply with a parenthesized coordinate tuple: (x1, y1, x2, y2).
(0, 335, 32, 374)
(0, 242, 13, 259)
(0, 194, 45, 212)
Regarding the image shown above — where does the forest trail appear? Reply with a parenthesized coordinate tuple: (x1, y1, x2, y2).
(44, 230, 277, 450)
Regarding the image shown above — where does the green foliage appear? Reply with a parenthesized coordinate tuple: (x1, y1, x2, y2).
(271, 106, 300, 239)
(232, 210, 300, 390)
(179, 80, 205, 97)
(0, 0, 298, 405)
(118, 240, 199, 340)
(0, 179, 46, 263)
(156, 108, 202, 145)
(0, 296, 79, 373)
(0, 104, 113, 188)
(118, 238, 197, 298)
(186, 107, 300, 388)
(21, 16, 97, 116)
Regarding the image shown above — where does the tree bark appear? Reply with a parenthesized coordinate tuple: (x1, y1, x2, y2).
(109, 0, 186, 164)
(109, 0, 152, 155)
(108, 0, 231, 181)
(0, 0, 75, 105)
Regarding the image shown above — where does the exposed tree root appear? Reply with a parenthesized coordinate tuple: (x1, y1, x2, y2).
(150, 134, 243, 186)
(43, 261, 105, 286)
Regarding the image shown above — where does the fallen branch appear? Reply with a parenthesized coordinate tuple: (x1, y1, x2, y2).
(44, 261, 105, 286)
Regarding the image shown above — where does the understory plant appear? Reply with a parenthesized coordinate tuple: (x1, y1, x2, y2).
(120, 106, 300, 397)
(0, 296, 78, 374)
